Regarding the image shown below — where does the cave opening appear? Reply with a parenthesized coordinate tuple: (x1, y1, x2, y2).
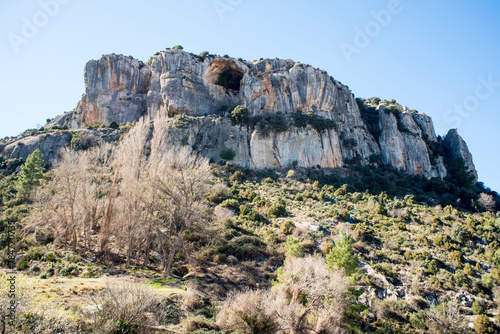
(205, 60, 244, 92)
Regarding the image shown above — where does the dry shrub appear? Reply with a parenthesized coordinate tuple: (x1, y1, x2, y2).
(425, 301, 467, 334)
(217, 289, 278, 334)
(217, 255, 351, 334)
(214, 205, 236, 222)
(478, 193, 496, 212)
(86, 279, 159, 334)
(181, 287, 205, 312)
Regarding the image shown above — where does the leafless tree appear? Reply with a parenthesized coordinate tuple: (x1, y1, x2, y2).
(154, 148, 212, 275)
(114, 121, 155, 267)
(32, 145, 114, 252)
(478, 193, 496, 212)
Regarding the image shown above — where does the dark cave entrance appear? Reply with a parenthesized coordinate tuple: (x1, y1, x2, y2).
(205, 60, 244, 92)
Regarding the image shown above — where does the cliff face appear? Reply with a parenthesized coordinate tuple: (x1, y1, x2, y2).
(51, 54, 151, 128)
(443, 129, 478, 183)
(18, 50, 478, 181)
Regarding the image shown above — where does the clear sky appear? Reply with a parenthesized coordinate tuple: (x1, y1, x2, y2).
(1, 0, 499, 191)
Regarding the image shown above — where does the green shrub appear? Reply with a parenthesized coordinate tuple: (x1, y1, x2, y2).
(262, 177, 274, 185)
(473, 314, 495, 334)
(221, 199, 239, 210)
(255, 112, 289, 133)
(70, 132, 96, 151)
(472, 300, 484, 315)
(60, 264, 79, 277)
(450, 226, 471, 245)
(239, 205, 261, 222)
(17, 257, 29, 270)
(172, 45, 184, 50)
(291, 110, 336, 132)
(280, 220, 294, 235)
(326, 230, 359, 276)
(220, 148, 236, 161)
(230, 105, 250, 124)
(294, 193, 304, 201)
(266, 203, 286, 218)
(218, 236, 266, 260)
(285, 236, 303, 257)
(229, 170, 245, 182)
(427, 260, 439, 275)
(108, 121, 119, 129)
(453, 270, 470, 289)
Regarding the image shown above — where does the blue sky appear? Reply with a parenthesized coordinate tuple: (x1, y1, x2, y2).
(1, 0, 499, 191)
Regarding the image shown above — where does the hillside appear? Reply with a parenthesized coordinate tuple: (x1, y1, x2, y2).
(0, 47, 499, 334)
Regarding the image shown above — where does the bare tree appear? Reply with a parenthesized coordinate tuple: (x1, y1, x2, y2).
(114, 121, 155, 267)
(154, 148, 212, 275)
(45, 148, 86, 251)
(478, 193, 496, 212)
(33, 145, 114, 252)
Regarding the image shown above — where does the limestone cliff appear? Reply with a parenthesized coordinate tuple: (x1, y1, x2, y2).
(443, 129, 478, 183)
(4, 49, 478, 181)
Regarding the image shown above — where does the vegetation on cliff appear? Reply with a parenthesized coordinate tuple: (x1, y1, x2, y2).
(0, 118, 499, 333)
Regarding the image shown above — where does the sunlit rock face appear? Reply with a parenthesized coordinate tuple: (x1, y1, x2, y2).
(35, 50, 477, 180)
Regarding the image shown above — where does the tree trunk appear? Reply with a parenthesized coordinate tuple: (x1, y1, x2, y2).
(164, 237, 180, 275)
(126, 229, 133, 267)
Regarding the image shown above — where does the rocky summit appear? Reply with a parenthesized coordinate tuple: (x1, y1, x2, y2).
(1, 49, 477, 182)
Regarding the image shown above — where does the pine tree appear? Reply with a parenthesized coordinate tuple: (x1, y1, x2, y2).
(445, 157, 474, 188)
(17, 149, 44, 197)
(326, 229, 359, 276)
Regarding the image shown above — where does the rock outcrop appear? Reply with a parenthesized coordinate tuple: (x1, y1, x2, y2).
(50, 54, 151, 128)
(443, 129, 478, 183)
(0, 129, 122, 164)
(2, 49, 478, 181)
(377, 107, 447, 179)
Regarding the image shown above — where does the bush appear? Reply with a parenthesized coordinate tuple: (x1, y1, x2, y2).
(217, 290, 278, 334)
(220, 198, 239, 210)
(70, 132, 97, 151)
(218, 236, 266, 260)
(255, 113, 289, 133)
(220, 148, 236, 161)
(87, 280, 159, 333)
(280, 220, 294, 235)
(229, 170, 245, 182)
(291, 110, 336, 132)
(173, 45, 184, 50)
(285, 236, 303, 257)
(472, 300, 484, 315)
(326, 230, 359, 276)
(473, 314, 495, 334)
(450, 226, 471, 245)
(108, 121, 119, 129)
(266, 202, 286, 218)
(218, 256, 351, 334)
(230, 105, 250, 124)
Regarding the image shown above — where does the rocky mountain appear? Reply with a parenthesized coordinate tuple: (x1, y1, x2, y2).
(1, 49, 477, 182)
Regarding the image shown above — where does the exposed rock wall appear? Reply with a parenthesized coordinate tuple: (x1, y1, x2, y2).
(443, 129, 478, 183)
(50, 54, 151, 128)
(1, 129, 122, 163)
(377, 108, 447, 179)
(26, 50, 478, 181)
